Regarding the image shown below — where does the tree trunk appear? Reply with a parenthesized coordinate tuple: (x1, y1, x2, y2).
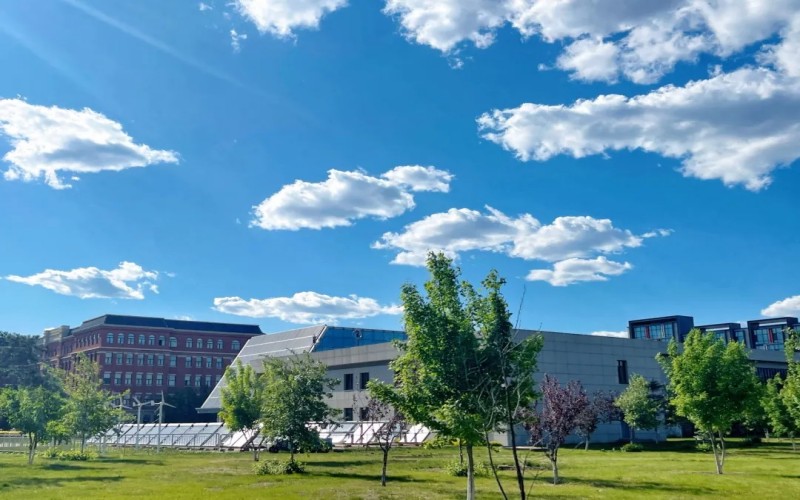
(459, 440, 464, 465)
(718, 432, 726, 474)
(381, 448, 389, 487)
(507, 425, 525, 499)
(630, 427, 635, 444)
(584, 437, 590, 451)
(710, 432, 723, 475)
(550, 454, 559, 485)
(27, 434, 35, 465)
(792, 437, 796, 452)
(466, 443, 476, 500)
(80, 434, 86, 454)
(485, 433, 507, 500)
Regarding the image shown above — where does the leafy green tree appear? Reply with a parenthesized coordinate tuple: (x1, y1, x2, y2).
(0, 331, 44, 389)
(260, 353, 338, 465)
(220, 360, 264, 461)
(59, 354, 127, 453)
(468, 272, 543, 499)
(0, 386, 63, 464)
(372, 253, 533, 500)
(362, 388, 407, 487)
(658, 329, 761, 474)
(779, 329, 800, 446)
(615, 374, 660, 443)
(763, 376, 797, 450)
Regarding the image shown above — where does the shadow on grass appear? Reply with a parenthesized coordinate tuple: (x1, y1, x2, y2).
(308, 459, 381, 468)
(42, 463, 103, 471)
(315, 470, 418, 483)
(98, 457, 165, 466)
(2, 475, 123, 489)
(558, 477, 715, 495)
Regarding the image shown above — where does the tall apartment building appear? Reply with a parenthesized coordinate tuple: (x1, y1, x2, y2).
(42, 315, 262, 413)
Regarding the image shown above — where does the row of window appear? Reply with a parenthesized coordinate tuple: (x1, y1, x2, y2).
(342, 372, 370, 391)
(102, 371, 221, 388)
(105, 332, 240, 351)
(102, 352, 230, 369)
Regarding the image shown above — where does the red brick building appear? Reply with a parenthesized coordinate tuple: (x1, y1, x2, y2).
(42, 315, 262, 416)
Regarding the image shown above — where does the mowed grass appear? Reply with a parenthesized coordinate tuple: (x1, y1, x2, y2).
(1, 440, 799, 499)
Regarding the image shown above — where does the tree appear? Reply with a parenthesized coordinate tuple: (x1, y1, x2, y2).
(219, 360, 264, 461)
(575, 391, 619, 450)
(525, 376, 588, 484)
(0, 386, 63, 464)
(373, 253, 493, 500)
(615, 374, 660, 443)
(763, 376, 798, 450)
(260, 353, 338, 465)
(468, 275, 543, 500)
(778, 329, 800, 447)
(362, 388, 408, 487)
(59, 354, 127, 453)
(0, 331, 43, 389)
(658, 329, 761, 474)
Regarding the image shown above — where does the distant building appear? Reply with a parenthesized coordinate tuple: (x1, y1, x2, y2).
(42, 315, 262, 421)
(201, 318, 798, 445)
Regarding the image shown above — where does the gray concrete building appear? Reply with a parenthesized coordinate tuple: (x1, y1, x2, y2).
(200, 320, 796, 445)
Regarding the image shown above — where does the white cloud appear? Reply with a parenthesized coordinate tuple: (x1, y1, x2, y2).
(199, 2, 212, 11)
(5, 262, 159, 299)
(230, 29, 248, 52)
(479, 67, 800, 191)
(526, 257, 632, 286)
(383, 0, 510, 53)
(381, 0, 800, 83)
(761, 295, 800, 317)
(373, 206, 663, 282)
(251, 165, 452, 230)
(590, 330, 628, 338)
(0, 98, 178, 189)
(234, 0, 347, 38)
(556, 38, 620, 83)
(213, 292, 402, 324)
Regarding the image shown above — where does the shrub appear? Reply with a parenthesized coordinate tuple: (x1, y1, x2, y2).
(40, 449, 98, 461)
(445, 460, 489, 477)
(696, 441, 712, 452)
(621, 443, 644, 453)
(422, 436, 450, 449)
(253, 459, 305, 475)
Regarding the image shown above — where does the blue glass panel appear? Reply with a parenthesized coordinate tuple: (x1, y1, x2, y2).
(314, 327, 406, 352)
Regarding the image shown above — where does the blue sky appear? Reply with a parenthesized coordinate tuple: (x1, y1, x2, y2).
(2, 0, 799, 337)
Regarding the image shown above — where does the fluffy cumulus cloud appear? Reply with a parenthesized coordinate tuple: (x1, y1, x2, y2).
(5, 262, 159, 299)
(590, 330, 628, 338)
(479, 67, 800, 191)
(213, 292, 402, 323)
(0, 98, 178, 189)
(526, 257, 632, 286)
(761, 295, 800, 317)
(234, 0, 347, 38)
(381, 0, 800, 83)
(251, 165, 452, 230)
(374, 206, 663, 284)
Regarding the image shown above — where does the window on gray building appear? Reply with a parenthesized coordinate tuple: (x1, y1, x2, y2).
(617, 360, 629, 385)
(343, 407, 354, 421)
(344, 373, 354, 391)
(359, 372, 370, 390)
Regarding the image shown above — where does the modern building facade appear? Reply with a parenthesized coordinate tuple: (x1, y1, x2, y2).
(41, 315, 262, 412)
(201, 316, 799, 445)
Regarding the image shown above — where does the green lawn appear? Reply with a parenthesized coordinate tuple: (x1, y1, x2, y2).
(0, 440, 798, 499)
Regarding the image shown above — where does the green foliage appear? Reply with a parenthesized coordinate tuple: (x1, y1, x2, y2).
(372, 253, 542, 498)
(0, 385, 64, 464)
(220, 360, 263, 459)
(59, 354, 128, 454)
(445, 459, 489, 477)
(762, 376, 797, 439)
(781, 330, 800, 435)
(695, 441, 712, 452)
(621, 443, 644, 452)
(0, 331, 44, 389)
(253, 459, 305, 475)
(259, 353, 338, 462)
(40, 449, 98, 461)
(658, 329, 761, 474)
(615, 374, 660, 441)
